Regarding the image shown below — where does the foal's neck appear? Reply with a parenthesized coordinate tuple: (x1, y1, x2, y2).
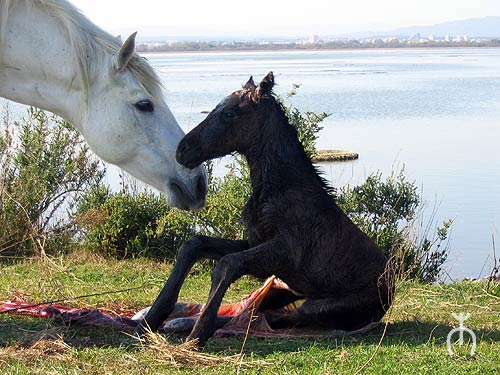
(244, 100, 324, 197)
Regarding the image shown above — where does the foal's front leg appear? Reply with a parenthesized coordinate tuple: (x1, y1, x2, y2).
(134, 235, 249, 339)
(187, 239, 288, 346)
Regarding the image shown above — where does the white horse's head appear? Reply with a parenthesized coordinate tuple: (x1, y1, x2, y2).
(81, 34, 207, 210)
(0, 1, 207, 211)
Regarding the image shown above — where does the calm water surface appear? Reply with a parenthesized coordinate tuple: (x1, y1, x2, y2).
(3, 48, 499, 279)
(147, 48, 500, 280)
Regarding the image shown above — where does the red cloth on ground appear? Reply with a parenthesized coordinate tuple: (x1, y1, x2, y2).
(1, 276, 379, 337)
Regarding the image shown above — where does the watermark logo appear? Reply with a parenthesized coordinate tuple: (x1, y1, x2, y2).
(447, 313, 476, 356)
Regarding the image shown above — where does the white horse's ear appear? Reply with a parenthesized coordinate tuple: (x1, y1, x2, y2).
(117, 32, 137, 71)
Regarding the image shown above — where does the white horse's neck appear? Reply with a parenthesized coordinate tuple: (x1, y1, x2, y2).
(0, 1, 85, 125)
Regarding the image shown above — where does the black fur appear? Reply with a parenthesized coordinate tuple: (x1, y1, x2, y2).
(134, 72, 394, 347)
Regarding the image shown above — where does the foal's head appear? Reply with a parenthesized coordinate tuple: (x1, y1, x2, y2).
(177, 72, 276, 168)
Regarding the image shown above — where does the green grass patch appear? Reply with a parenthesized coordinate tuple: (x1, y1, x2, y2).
(1, 253, 499, 374)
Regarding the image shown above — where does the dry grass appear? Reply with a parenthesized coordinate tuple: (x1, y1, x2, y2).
(0, 325, 271, 372)
(0, 327, 74, 364)
(133, 330, 271, 370)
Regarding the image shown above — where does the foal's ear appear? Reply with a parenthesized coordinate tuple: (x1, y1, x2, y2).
(116, 32, 137, 71)
(243, 76, 256, 90)
(256, 71, 275, 98)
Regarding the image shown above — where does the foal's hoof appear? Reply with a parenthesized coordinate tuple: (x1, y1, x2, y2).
(129, 330, 145, 346)
(130, 323, 152, 345)
(185, 334, 205, 351)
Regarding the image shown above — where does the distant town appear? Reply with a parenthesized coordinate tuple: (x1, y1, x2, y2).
(136, 34, 500, 52)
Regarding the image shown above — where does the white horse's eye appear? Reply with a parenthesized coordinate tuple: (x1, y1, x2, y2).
(135, 100, 154, 113)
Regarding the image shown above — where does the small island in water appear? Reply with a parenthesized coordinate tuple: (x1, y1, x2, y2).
(312, 150, 359, 162)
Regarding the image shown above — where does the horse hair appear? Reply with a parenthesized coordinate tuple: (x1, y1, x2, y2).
(0, 0, 162, 99)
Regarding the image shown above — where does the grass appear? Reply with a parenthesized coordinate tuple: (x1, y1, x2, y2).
(1, 251, 500, 374)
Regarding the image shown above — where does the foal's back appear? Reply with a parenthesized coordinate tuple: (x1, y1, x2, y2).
(260, 178, 388, 298)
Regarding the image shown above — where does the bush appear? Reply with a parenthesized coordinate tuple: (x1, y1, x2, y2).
(337, 168, 451, 282)
(279, 84, 330, 158)
(185, 159, 250, 239)
(74, 183, 195, 259)
(0, 107, 104, 257)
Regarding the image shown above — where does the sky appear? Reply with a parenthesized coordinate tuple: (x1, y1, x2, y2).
(69, 0, 500, 37)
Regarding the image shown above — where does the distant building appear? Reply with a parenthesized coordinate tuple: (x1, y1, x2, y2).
(428, 34, 435, 41)
(445, 35, 451, 42)
(383, 37, 399, 43)
(309, 34, 319, 44)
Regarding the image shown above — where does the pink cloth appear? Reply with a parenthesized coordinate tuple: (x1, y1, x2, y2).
(1, 277, 379, 337)
(0, 277, 293, 336)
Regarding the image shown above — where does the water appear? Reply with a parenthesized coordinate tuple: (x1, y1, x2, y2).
(3, 48, 500, 279)
(146, 48, 500, 280)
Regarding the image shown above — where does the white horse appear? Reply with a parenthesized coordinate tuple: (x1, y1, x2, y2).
(0, 0, 207, 210)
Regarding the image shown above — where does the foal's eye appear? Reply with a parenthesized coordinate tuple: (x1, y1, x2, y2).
(224, 110, 237, 120)
(134, 100, 154, 113)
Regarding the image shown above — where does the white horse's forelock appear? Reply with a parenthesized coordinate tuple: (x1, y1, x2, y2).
(0, 0, 163, 100)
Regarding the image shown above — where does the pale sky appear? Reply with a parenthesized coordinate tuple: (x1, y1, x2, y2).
(69, 0, 500, 37)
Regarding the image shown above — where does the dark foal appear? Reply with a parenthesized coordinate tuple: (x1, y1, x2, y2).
(134, 72, 393, 347)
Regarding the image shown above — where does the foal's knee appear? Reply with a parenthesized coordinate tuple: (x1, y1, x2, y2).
(213, 254, 242, 283)
(177, 235, 205, 260)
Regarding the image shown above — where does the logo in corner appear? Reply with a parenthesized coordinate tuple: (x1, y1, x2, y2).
(447, 313, 476, 356)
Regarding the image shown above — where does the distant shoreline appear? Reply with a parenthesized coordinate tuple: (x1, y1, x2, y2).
(138, 45, 500, 55)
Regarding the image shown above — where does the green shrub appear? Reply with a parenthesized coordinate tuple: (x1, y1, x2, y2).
(336, 168, 451, 282)
(75, 184, 195, 259)
(0, 107, 104, 257)
(279, 84, 330, 158)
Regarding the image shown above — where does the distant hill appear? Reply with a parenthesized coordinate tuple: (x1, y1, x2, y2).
(130, 16, 500, 43)
(344, 17, 500, 39)
(390, 16, 500, 38)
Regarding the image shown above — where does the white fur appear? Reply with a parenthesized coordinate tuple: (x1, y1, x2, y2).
(0, 0, 206, 210)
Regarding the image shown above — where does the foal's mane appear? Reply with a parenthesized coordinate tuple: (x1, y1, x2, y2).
(242, 88, 336, 196)
(0, 0, 162, 99)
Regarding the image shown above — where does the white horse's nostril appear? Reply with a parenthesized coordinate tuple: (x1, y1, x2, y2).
(196, 174, 207, 198)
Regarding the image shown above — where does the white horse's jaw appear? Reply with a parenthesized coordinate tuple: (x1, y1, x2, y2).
(119, 153, 207, 211)
(167, 164, 207, 211)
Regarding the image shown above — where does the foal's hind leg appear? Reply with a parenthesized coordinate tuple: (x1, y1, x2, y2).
(258, 288, 301, 311)
(186, 239, 289, 346)
(266, 294, 388, 331)
(134, 235, 249, 338)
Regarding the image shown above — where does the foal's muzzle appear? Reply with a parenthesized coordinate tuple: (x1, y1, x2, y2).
(176, 137, 204, 169)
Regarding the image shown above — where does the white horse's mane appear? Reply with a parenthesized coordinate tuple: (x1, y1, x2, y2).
(0, 0, 162, 99)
